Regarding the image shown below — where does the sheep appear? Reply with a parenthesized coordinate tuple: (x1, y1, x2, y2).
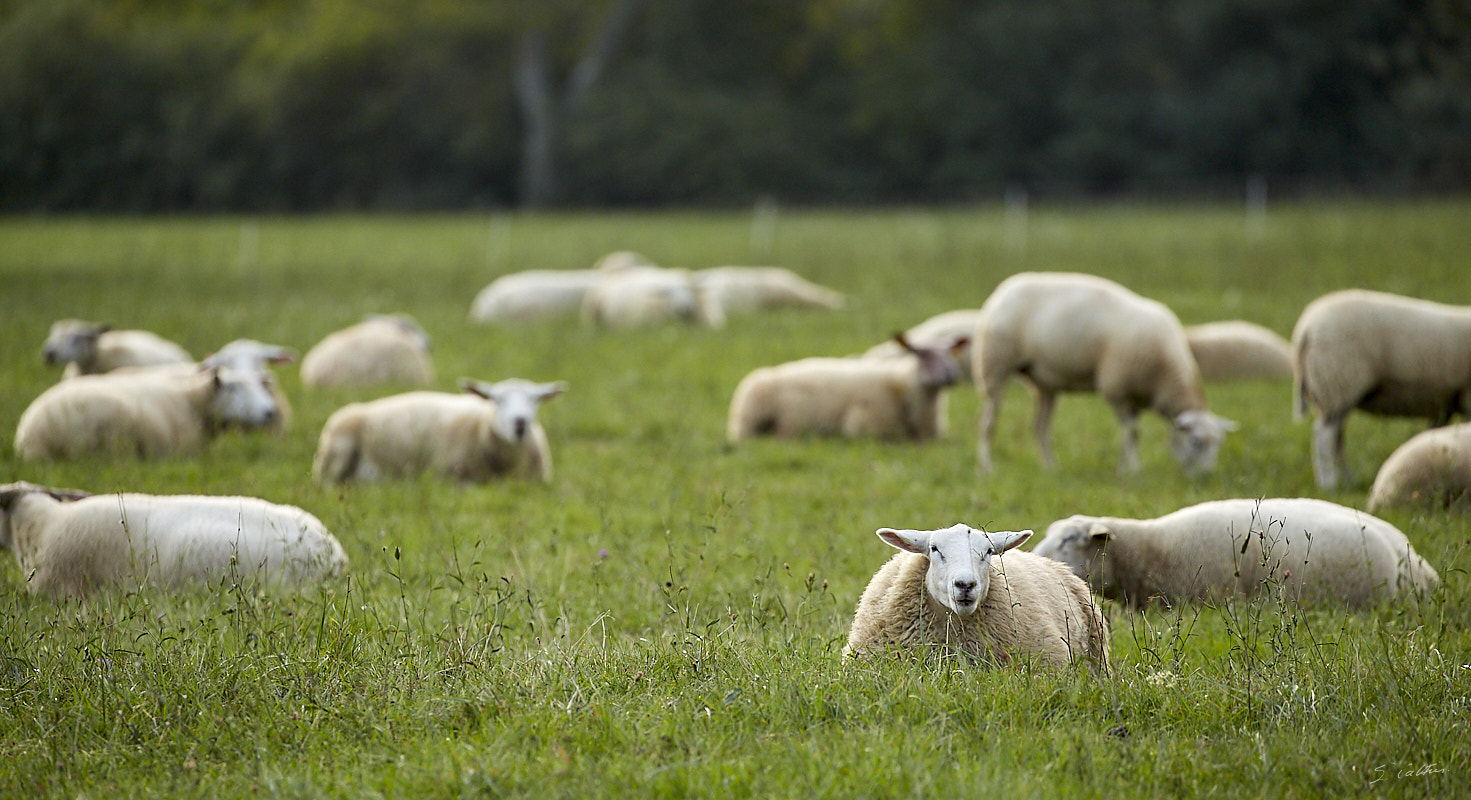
(843, 524, 1109, 670)
(0, 482, 346, 598)
(15, 367, 279, 460)
(1367, 423, 1471, 511)
(693, 266, 845, 315)
(42, 319, 193, 377)
(863, 309, 983, 381)
(467, 252, 651, 323)
(581, 267, 725, 329)
(1292, 289, 1471, 489)
(313, 378, 567, 484)
(1184, 321, 1294, 382)
(1032, 498, 1440, 609)
(727, 334, 968, 443)
(974, 272, 1236, 476)
(300, 314, 434, 389)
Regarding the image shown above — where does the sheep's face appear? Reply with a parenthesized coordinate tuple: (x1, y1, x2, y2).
(894, 333, 970, 389)
(42, 320, 107, 367)
(208, 368, 279, 428)
(877, 524, 1031, 616)
(1034, 516, 1114, 595)
(1170, 410, 1238, 475)
(462, 378, 568, 443)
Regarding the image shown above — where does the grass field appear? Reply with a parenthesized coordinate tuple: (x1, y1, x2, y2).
(1, 200, 1468, 797)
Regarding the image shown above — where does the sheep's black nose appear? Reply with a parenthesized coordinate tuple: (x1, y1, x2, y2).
(954, 579, 977, 593)
(514, 419, 528, 439)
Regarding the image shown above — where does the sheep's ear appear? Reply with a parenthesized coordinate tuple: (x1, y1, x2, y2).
(460, 378, 492, 399)
(876, 527, 928, 553)
(948, 336, 971, 353)
(1087, 522, 1113, 541)
(535, 381, 568, 401)
(266, 346, 298, 365)
(892, 332, 915, 353)
(94, 323, 113, 335)
(986, 529, 1032, 553)
(1213, 413, 1240, 432)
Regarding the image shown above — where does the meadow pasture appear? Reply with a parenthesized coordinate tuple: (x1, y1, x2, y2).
(1, 200, 1468, 797)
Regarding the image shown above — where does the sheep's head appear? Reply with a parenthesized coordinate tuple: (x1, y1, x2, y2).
(42, 319, 109, 367)
(1170, 410, 1238, 475)
(462, 378, 568, 443)
(206, 367, 279, 429)
(1033, 516, 1114, 596)
(877, 524, 1031, 616)
(0, 483, 92, 549)
(894, 333, 970, 389)
(203, 339, 297, 371)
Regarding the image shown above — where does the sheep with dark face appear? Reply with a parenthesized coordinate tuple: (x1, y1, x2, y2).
(313, 378, 567, 483)
(728, 334, 968, 443)
(844, 524, 1109, 670)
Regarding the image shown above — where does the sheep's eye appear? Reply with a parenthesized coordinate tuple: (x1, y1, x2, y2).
(929, 545, 944, 560)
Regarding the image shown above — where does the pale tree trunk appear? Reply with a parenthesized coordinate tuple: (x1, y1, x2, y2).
(514, 0, 647, 207)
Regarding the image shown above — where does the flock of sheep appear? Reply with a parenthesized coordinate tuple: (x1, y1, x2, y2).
(4, 254, 1463, 672)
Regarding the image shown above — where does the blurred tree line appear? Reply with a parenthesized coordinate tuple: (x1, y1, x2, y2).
(1, 0, 1467, 211)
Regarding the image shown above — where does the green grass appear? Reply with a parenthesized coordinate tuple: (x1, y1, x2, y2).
(1, 200, 1469, 797)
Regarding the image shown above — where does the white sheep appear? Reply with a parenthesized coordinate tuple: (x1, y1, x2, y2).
(100, 339, 297, 432)
(974, 272, 1236, 475)
(1033, 498, 1440, 609)
(1184, 321, 1294, 382)
(313, 378, 567, 484)
(467, 252, 652, 323)
(0, 482, 346, 598)
(300, 314, 434, 389)
(727, 334, 968, 443)
(42, 319, 193, 377)
(1292, 288, 1471, 489)
(844, 524, 1110, 670)
(581, 267, 725, 329)
(1367, 423, 1471, 511)
(15, 367, 280, 460)
(863, 308, 983, 381)
(694, 266, 845, 315)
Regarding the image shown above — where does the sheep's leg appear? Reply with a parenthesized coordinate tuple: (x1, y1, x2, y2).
(1033, 389, 1058, 469)
(978, 387, 1005, 474)
(1112, 404, 1141, 475)
(1312, 413, 1349, 489)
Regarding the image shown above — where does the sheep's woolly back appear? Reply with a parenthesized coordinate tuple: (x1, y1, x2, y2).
(15, 371, 216, 460)
(300, 318, 434, 389)
(1292, 289, 1471, 420)
(727, 357, 949, 442)
(1185, 321, 1293, 382)
(844, 550, 1109, 670)
(1368, 423, 1471, 511)
(469, 270, 607, 323)
(695, 267, 845, 314)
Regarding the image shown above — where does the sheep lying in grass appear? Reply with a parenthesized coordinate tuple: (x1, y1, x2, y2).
(1033, 498, 1440, 609)
(727, 334, 967, 443)
(0, 482, 346, 598)
(300, 314, 434, 389)
(42, 319, 192, 377)
(1293, 289, 1471, 489)
(1367, 423, 1471, 511)
(694, 267, 845, 315)
(128, 339, 297, 432)
(582, 267, 725, 329)
(974, 272, 1236, 476)
(863, 309, 982, 381)
(15, 367, 279, 460)
(844, 524, 1109, 670)
(313, 378, 567, 483)
(1184, 321, 1294, 382)
(468, 252, 653, 323)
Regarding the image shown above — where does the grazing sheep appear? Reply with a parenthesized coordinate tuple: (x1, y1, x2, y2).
(1367, 423, 1471, 511)
(313, 378, 567, 484)
(1293, 289, 1471, 489)
(582, 267, 725, 329)
(974, 272, 1236, 475)
(844, 524, 1109, 670)
(468, 253, 651, 323)
(15, 367, 279, 460)
(1033, 498, 1439, 609)
(42, 319, 192, 376)
(694, 266, 845, 315)
(863, 309, 983, 381)
(0, 482, 346, 598)
(1185, 321, 1294, 382)
(727, 334, 968, 443)
(300, 314, 434, 389)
